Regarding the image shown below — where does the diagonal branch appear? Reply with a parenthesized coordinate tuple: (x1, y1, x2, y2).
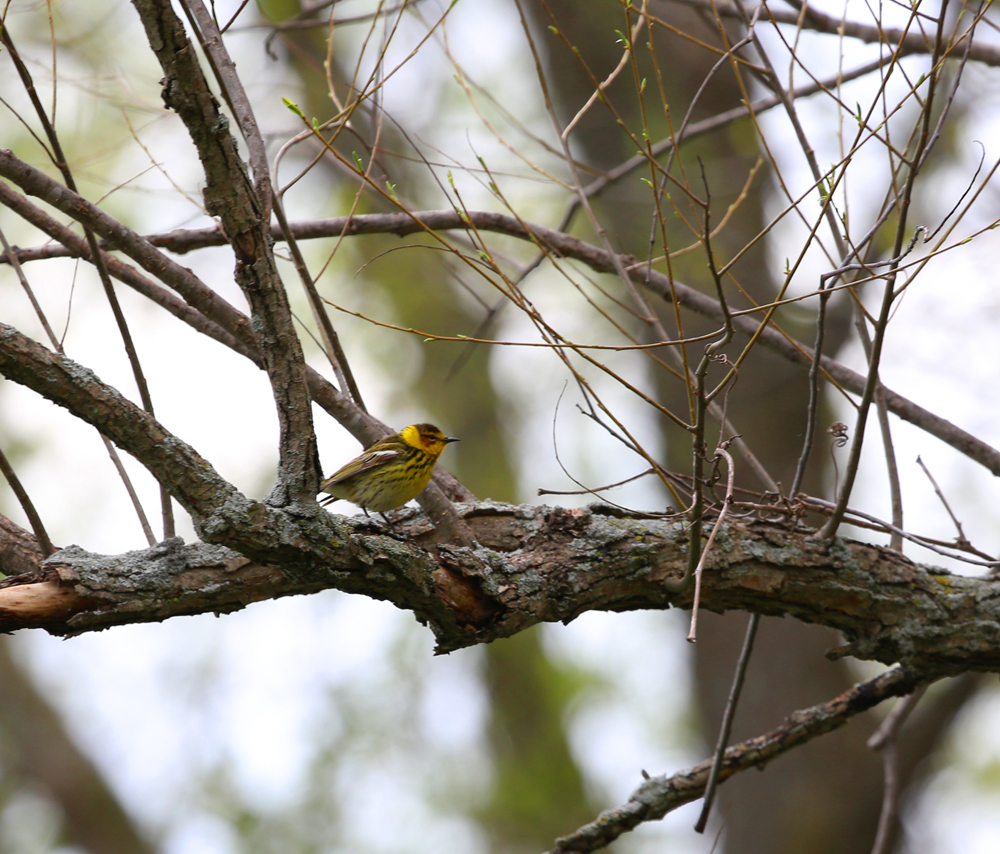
(130, 0, 317, 503)
(0, 160, 473, 517)
(547, 666, 925, 853)
(658, 0, 1000, 67)
(0, 323, 235, 522)
(179, 0, 273, 222)
(0, 179, 257, 360)
(0, 323, 474, 632)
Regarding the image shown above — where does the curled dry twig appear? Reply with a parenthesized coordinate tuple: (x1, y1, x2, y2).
(687, 447, 736, 642)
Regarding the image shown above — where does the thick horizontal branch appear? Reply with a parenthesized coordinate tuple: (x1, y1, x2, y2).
(548, 665, 924, 853)
(1, 496, 999, 675)
(3, 515, 937, 854)
(0, 329, 996, 666)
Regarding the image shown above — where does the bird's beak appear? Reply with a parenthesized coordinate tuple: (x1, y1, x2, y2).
(444, 436, 460, 443)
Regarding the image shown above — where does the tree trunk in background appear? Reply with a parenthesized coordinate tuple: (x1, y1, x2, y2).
(522, 2, 973, 852)
(476, 630, 595, 853)
(0, 636, 154, 854)
(0, 480, 153, 852)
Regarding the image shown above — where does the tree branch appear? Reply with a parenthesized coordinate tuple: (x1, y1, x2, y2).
(0, 179, 258, 361)
(0, 159, 473, 513)
(1, 453, 999, 673)
(19, 205, 994, 479)
(3, 180, 994, 482)
(547, 665, 925, 853)
(131, 0, 317, 503)
(658, 0, 1000, 67)
(3, 158, 995, 480)
(0, 322, 997, 665)
(0, 324, 235, 521)
(0, 513, 47, 577)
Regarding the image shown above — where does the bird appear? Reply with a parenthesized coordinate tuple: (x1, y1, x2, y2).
(318, 423, 459, 516)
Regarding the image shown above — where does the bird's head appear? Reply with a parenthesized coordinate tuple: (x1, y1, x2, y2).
(400, 423, 460, 458)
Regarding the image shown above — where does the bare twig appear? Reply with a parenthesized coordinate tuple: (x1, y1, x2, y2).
(0, 445, 55, 558)
(3, 176, 996, 480)
(819, 2, 953, 537)
(790, 278, 831, 496)
(687, 448, 735, 641)
(915, 456, 972, 549)
(657, 0, 1000, 66)
(1, 24, 170, 541)
(694, 611, 760, 833)
(866, 686, 927, 854)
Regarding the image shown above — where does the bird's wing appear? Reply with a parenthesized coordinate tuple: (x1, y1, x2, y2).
(321, 448, 402, 487)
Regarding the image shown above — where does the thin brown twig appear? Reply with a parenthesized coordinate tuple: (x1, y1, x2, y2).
(1, 24, 168, 543)
(656, 0, 1000, 66)
(915, 455, 972, 549)
(273, 193, 368, 412)
(2, 162, 996, 479)
(866, 686, 927, 854)
(875, 385, 904, 551)
(694, 610, 759, 833)
(819, 1, 953, 538)
(537, 468, 656, 496)
(799, 497, 998, 568)
(0, 445, 55, 558)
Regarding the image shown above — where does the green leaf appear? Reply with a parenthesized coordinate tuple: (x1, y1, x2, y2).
(282, 98, 305, 118)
